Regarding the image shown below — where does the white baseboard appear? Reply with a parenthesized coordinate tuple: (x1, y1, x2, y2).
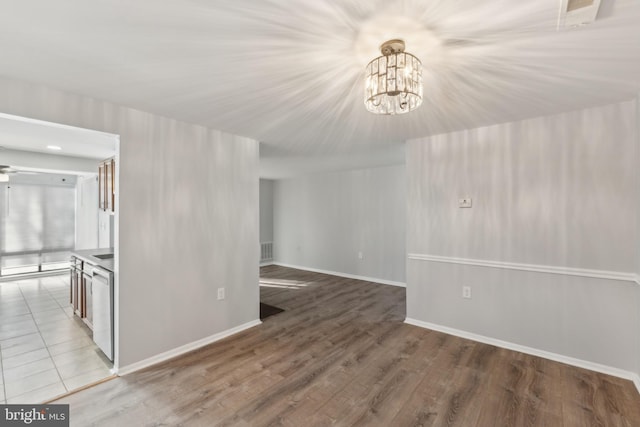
(272, 262, 406, 287)
(632, 374, 640, 396)
(405, 317, 640, 393)
(115, 319, 262, 376)
(260, 261, 274, 267)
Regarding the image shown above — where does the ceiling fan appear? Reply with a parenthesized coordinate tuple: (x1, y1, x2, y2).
(0, 165, 13, 182)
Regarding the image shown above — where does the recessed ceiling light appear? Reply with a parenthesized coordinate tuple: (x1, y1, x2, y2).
(47, 145, 62, 151)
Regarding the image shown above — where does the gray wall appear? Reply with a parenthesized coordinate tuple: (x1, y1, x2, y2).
(273, 165, 406, 284)
(0, 77, 260, 368)
(407, 100, 640, 373)
(75, 175, 99, 250)
(637, 92, 640, 379)
(259, 179, 274, 243)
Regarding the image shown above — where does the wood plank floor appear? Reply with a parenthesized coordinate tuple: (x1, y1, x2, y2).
(55, 265, 640, 426)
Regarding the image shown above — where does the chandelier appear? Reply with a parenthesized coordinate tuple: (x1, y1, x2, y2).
(364, 39, 423, 115)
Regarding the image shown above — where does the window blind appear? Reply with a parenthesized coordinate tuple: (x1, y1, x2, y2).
(0, 182, 75, 275)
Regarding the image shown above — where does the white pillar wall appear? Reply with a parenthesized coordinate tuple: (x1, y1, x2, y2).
(0, 77, 260, 369)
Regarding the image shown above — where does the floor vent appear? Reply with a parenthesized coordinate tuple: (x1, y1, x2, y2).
(260, 242, 273, 262)
(558, 0, 601, 29)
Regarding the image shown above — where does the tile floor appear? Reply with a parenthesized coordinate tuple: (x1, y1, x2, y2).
(0, 273, 112, 404)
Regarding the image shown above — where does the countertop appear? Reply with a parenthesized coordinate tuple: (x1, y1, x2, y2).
(71, 248, 114, 272)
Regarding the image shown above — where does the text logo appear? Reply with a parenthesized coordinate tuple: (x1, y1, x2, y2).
(1, 405, 69, 426)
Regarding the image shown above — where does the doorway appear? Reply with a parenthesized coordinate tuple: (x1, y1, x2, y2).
(0, 113, 119, 404)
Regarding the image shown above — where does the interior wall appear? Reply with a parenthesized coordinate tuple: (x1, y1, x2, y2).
(75, 175, 99, 250)
(636, 92, 640, 381)
(273, 165, 406, 285)
(0, 77, 260, 368)
(259, 179, 274, 243)
(406, 100, 640, 374)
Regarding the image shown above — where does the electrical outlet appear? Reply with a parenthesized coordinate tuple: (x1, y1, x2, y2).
(462, 286, 471, 299)
(358, 251, 364, 260)
(217, 288, 225, 300)
(459, 197, 472, 208)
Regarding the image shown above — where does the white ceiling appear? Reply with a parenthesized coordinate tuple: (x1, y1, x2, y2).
(0, 0, 639, 176)
(0, 114, 117, 160)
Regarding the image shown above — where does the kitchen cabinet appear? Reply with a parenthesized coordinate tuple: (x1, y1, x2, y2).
(69, 255, 98, 329)
(98, 157, 115, 213)
(69, 249, 114, 360)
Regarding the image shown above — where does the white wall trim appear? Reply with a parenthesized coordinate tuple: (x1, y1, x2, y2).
(260, 261, 275, 267)
(272, 262, 406, 287)
(632, 374, 640, 396)
(408, 253, 638, 284)
(405, 318, 640, 390)
(115, 319, 261, 376)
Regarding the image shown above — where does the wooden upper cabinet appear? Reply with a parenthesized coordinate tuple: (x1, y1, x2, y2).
(99, 157, 115, 213)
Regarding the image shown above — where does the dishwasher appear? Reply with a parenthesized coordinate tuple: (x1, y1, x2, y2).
(92, 266, 114, 361)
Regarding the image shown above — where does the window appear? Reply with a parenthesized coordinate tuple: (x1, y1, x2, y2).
(0, 180, 75, 276)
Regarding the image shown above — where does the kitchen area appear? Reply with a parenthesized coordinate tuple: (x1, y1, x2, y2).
(0, 114, 119, 404)
(69, 157, 116, 363)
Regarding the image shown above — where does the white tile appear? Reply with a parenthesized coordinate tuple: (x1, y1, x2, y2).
(2, 348, 51, 370)
(47, 335, 95, 356)
(41, 329, 90, 347)
(33, 311, 70, 325)
(1, 331, 43, 348)
(19, 289, 49, 298)
(0, 333, 46, 358)
(3, 357, 56, 382)
(0, 298, 28, 308)
(56, 354, 111, 380)
(0, 323, 39, 341)
(51, 346, 102, 366)
(0, 305, 31, 318)
(6, 381, 67, 404)
(49, 296, 67, 303)
(63, 367, 112, 392)
(28, 299, 62, 309)
(60, 306, 74, 317)
(0, 290, 22, 297)
(36, 317, 78, 333)
(0, 314, 36, 331)
(27, 302, 61, 314)
(4, 368, 61, 398)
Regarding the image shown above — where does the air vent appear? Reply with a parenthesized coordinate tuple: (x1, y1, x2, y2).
(558, 0, 601, 29)
(260, 242, 273, 262)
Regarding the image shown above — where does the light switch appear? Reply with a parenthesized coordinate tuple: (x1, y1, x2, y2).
(459, 197, 472, 208)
